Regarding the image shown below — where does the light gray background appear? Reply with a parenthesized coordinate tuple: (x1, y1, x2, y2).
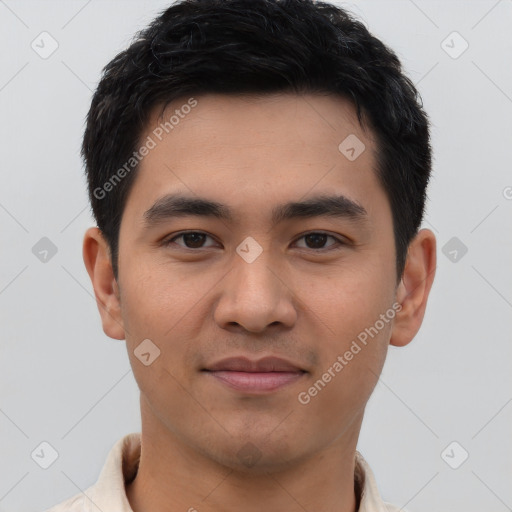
(1, 1, 511, 511)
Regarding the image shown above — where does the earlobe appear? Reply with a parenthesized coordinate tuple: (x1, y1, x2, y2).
(82, 227, 126, 340)
(389, 228, 436, 347)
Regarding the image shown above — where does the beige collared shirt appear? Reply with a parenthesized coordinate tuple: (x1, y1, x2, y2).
(44, 433, 401, 512)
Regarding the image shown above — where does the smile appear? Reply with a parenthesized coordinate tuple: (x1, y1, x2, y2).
(203, 370, 306, 393)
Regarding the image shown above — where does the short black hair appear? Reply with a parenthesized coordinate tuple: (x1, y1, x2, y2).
(82, 0, 432, 283)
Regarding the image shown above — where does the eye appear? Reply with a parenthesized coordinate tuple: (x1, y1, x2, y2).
(162, 231, 218, 249)
(293, 232, 345, 251)
(161, 231, 346, 252)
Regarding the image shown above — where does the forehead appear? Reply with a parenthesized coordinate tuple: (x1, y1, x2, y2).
(123, 93, 384, 225)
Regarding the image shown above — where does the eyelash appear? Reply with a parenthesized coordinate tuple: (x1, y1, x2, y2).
(161, 231, 347, 252)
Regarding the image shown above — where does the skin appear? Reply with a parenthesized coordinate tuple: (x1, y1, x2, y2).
(83, 93, 436, 512)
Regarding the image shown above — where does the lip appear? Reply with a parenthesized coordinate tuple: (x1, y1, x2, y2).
(202, 356, 307, 393)
(205, 370, 305, 392)
(203, 356, 305, 373)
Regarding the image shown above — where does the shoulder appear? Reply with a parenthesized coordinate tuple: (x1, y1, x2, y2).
(355, 451, 410, 512)
(41, 433, 141, 512)
(43, 493, 88, 512)
(382, 503, 406, 512)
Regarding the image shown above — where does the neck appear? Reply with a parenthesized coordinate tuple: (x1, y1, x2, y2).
(126, 397, 362, 512)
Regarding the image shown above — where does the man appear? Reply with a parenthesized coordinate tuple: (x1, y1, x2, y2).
(46, 0, 436, 510)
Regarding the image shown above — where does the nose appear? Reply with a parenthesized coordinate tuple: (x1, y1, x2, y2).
(213, 248, 298, 333)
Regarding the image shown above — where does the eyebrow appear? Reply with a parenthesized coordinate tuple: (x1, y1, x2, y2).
(142, 193, 369, 229)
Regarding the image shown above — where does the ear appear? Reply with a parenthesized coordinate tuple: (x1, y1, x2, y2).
(82, 227, 125, 340)
(390, 228, 436, 347)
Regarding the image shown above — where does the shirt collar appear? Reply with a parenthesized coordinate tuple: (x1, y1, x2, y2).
(82, 433, 395, 512)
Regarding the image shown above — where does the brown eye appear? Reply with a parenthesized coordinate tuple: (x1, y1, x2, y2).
(294, 232, 344, 251)
(162, 231, 217, 249)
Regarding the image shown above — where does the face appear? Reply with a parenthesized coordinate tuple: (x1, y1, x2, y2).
(90, 93, 412, 473)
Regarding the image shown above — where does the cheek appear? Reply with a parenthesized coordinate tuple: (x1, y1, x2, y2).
(297, 324, 389, 431)
(119, 255, 197, 335)
(298, 260, 392, 334)
(118, 263, 210, 394)
(296, 264, 394, 410)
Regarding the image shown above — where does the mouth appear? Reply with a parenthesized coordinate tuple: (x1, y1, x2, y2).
(202, 356, 307, 393)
